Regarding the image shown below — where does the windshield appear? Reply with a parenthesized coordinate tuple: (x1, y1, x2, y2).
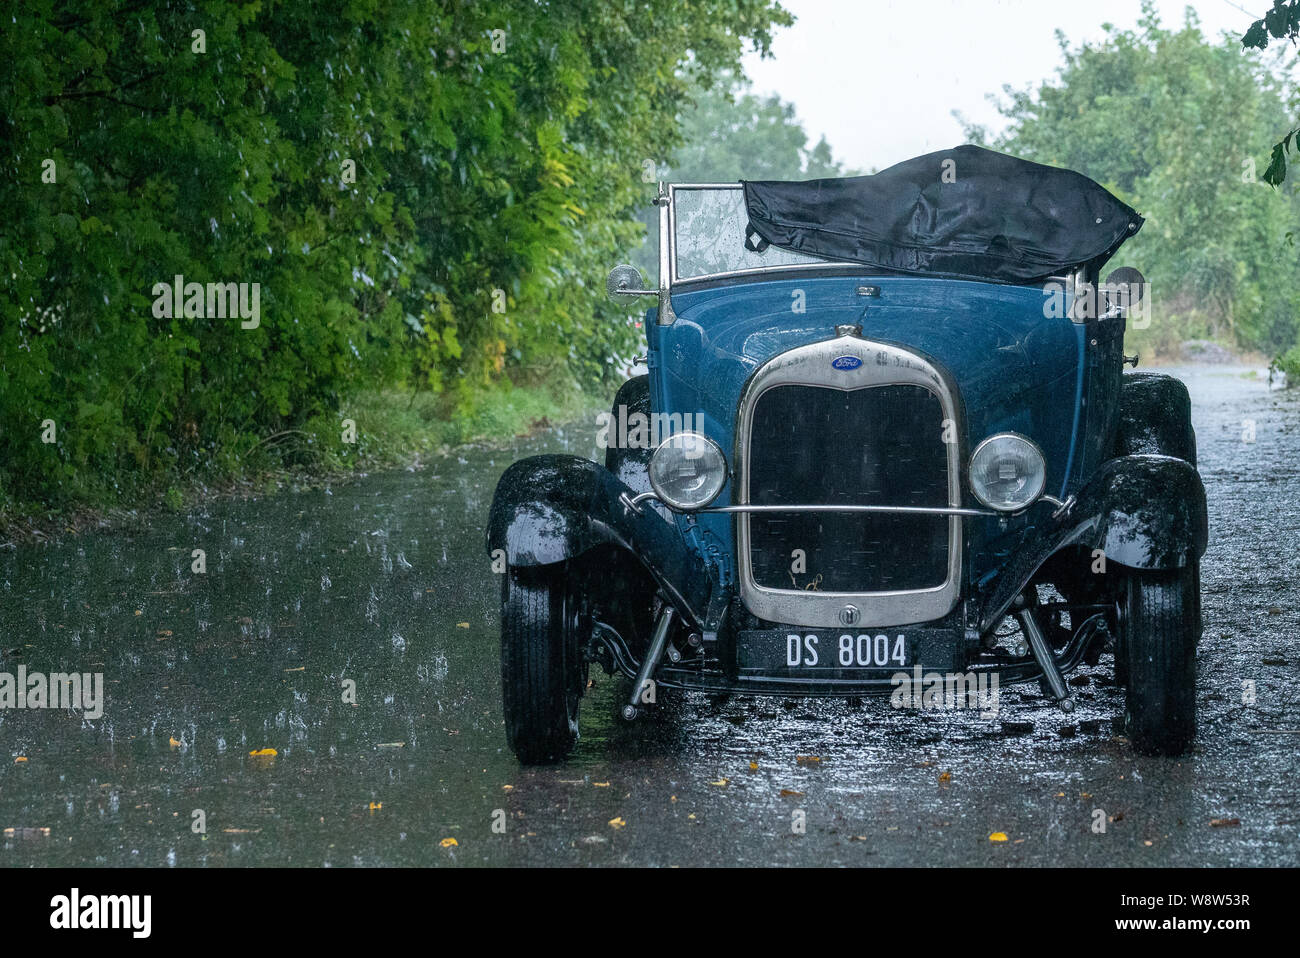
(672, 186, 833, 281)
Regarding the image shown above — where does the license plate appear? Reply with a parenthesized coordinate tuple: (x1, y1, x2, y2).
(737, 630, 911, 673)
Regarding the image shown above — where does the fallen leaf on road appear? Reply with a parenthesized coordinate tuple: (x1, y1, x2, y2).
(779, 789, 803, 797)
(3, 827, 50, 838)
(14, 757, 28, 763)
(248, 748, 277, 757)
(749, 761, 758, 771)
(989, 832, 1009, 842)
(169, 737, 181, 748)
(709, 778, 728, 787)
(368, 802, 382, 812)
(593, 781, 610, 787)
(938, 771, 952, 784)
(456, 622, 470, 629)
(1143, 840, 1154, 846)
(795, 755, 821, 764)
(608, 817, 626, 829)
(440, 837, 458, 847)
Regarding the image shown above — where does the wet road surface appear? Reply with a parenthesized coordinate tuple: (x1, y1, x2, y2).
(1, 366, 1297, 866)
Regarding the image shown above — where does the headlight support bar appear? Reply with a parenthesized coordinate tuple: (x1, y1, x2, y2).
(620, 490, 1070, 521)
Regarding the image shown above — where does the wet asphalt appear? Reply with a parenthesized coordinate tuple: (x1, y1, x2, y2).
(0, 365, 1296, 867)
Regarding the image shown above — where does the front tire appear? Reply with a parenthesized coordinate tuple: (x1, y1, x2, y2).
(501, 564, 584, 764)
(1121, 563, 1199, 756)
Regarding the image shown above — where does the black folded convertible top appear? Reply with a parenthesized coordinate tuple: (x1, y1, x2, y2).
(741, 145, 1143, 284)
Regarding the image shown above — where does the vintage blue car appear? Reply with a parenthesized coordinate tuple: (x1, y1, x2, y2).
(488, 145, 1206, 763)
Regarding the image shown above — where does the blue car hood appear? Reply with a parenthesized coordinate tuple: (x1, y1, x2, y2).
(652, 275, 1079, 470)
(646, 274, 1084, 584)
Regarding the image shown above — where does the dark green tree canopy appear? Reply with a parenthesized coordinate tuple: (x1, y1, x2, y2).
(0, 0, 791, 509)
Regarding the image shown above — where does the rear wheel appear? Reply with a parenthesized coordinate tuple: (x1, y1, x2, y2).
(501, 564, 585, 764)
(1120, 562, 1199, 756)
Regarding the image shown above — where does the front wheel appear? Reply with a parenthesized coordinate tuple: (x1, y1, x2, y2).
(501, 564, 584, 764)
(1120, 562, 1199, 756)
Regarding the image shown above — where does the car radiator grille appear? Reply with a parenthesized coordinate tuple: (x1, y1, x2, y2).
(747, 383, 951, 594)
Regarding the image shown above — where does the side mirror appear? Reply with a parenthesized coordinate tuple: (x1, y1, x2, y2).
(1104, 266, 1146, 309)
(606, 264, 656, 301)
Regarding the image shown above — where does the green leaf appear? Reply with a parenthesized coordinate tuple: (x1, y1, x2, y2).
(1263, 141, 1288, 187)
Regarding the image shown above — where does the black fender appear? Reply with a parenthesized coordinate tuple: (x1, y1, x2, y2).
(1075, 454, 1207, 569)
(978, 454, 1206, 631)
(485, 454, 710, 625)
(603, 375, 653, 492)
(1115, 372, 1196, 465)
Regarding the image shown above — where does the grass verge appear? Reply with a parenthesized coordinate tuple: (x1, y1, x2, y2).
(0, 377, 598, 544)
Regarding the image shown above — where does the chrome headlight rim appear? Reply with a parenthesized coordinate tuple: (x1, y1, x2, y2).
(648, 431, 728, 511)
(968, 431, 1047, 513)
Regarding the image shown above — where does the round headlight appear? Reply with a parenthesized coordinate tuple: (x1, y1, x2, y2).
(648, 432, 727, 510)
(969, 433, 1046, 512)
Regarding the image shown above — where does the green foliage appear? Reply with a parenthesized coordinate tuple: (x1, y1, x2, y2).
(0, 0, 790, 511)
(1240, 0, 1300, 185)
(962, 4, 1300, 371)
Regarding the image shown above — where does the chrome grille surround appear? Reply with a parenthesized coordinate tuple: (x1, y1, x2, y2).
(735, 335, 963, 628)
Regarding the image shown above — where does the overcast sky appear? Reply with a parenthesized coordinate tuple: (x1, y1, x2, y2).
(740, 0, 1278, 172)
